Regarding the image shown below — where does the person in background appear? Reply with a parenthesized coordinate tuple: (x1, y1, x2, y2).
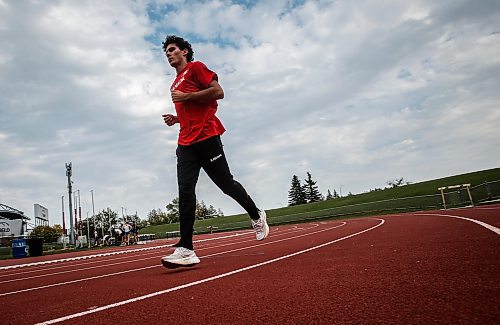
(114, 226, 123, 246)
(132, 222, 140, 244)
(122, 222, 131, 246)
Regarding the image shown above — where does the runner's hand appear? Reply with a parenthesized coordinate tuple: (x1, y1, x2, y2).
(162, 114, 178, 126)
(171, 90, 189, 102)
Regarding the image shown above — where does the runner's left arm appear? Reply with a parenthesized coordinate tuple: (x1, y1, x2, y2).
(171, 79, 224, 103)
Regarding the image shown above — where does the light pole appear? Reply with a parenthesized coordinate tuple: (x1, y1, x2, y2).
(61, 196, 65, 236)
(86, 211, 90, 248)
(121, 206, 126, 222)
(65, 163, 75, 245)
(61, 195, 66, 249)
(110, 210, 116, 236)
(73, 191, 78, 237)
(339, 185, 344, 198)
(77, 189, 82, 237)
(91, 190, 100, 238)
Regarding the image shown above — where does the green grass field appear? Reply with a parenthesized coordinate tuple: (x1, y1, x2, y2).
(142, 167, 500, 237)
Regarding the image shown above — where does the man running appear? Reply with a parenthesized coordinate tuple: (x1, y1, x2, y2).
(160, 35, 269, 268)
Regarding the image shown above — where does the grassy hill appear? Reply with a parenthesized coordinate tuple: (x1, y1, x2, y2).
(142, 167, 500, 237)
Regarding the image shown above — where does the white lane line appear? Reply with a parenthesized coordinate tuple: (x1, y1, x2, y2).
(0, 222, 341, 296)
(0, 264, 159, 296)
(0, 231, 253, 271)
(35, 219, 384, 325)
(0, 227, 297, 272)
(0, 249, 162, 278)
(475, 206, 500, 210)
(0, 223, 321, 283)
(0, 253, 161, 284)
(0, 245, 172, 271)
(0, 224, 317, 278)
(0, 228, 278, 276)
(202, 223, 345, 259)
(418, 213, 500, 235)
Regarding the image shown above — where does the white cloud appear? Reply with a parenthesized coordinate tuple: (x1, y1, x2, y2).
(1, 0, 499, 226)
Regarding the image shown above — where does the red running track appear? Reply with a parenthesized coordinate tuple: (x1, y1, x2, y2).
(0, 205, 499, 324)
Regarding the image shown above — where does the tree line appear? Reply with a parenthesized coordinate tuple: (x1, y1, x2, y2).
(288, 172, 412, 206)
(28, 208, 143, 242)
(34, 173, 411, 241)
(288, 172, 348, 206)
(147, 197, 224, 226)
(29, 196, 225, 242)
(288, 172, 330, 206)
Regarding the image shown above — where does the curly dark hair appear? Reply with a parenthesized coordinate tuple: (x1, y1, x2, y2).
(162, 35, 194, 62)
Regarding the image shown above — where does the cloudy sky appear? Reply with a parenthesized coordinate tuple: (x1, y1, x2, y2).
(1, 0, 499, 226)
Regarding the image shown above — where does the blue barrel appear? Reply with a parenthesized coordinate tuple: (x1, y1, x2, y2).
(11, 238, 27, 258)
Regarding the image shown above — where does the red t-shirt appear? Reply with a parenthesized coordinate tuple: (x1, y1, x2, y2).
(170, 61, 226, 146)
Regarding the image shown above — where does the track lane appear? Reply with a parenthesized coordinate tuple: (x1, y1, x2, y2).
(2, 220, 368, 324)
(0, 222, 342, 296)
(77, 212, 499, 325)
(33, 219, 381, 325)
(0, 225, 295, 274)
(0, 223, 319, 287)
(1, 206, 498, 324)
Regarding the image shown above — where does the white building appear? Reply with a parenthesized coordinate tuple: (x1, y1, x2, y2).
(0, 203, 29, 237)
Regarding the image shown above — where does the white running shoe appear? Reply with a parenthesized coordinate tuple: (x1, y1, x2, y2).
(251, 210, 269, 241)
(161, 247, 200, 269)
